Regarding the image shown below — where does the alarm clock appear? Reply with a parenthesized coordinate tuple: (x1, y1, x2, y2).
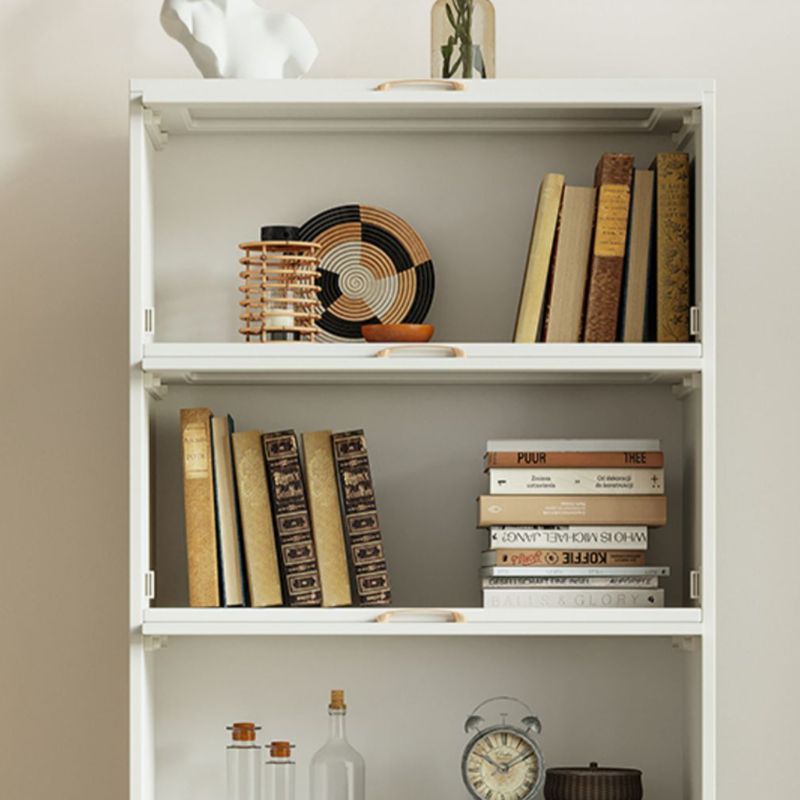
(461, 696, 545, 800)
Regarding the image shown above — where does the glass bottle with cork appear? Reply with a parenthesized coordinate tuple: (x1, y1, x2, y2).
(309, 690, 365, 800)
(227, 722, 262, 800)
(263, 740, 296, 800)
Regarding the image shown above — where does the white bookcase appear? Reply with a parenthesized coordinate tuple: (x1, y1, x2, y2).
(130, 79, 715, 800)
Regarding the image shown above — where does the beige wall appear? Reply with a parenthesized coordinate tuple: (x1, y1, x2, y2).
(1, 1, 798, 797)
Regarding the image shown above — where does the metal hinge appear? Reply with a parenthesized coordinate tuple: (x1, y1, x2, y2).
(144, 570, 156, 601)
(143, 109, 169, 150)
(690, 306, 701, 338)
(144, 307, 155, 335)
(689, 569, 701, 601)
(672, 109, 701, 149)
(144, 374, 168, 401)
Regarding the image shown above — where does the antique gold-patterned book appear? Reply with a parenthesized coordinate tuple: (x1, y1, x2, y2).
(302, 431, 353, 607)
(652, 152, 691, 341)
(231, 430, 283, 607)
(332, 430, 391, 606)
(262, 430, 322, 606)
(180, 408, 220, 607)
(513, 173, 565, 342)
(583, 153, 635, 342)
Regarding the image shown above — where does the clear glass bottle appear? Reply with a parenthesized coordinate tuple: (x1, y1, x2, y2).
(263, 741, 296, 800)
(431, 0, 496, 79)
(227, 722, 262, 800)
(309, 690, 365, 800)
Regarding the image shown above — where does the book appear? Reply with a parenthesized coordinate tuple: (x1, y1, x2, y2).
(302, 431, 353, 608)
(652, 152, 691, 342)
(485, 438, 660, 453)
(489, 526, 648, 550)
(210, 416, 246, 607)
(489, 467, 664, 495)
(483, 588, 664, 608)
(485, 450, 663, 469)
(332, 430, 391, 606)
(482, 575, 658, 589)
(478, 494, 667, 527)
(262, 430, 322, 606)
(483, 549, 646, 567)
(180, 408, 220, 607)
(482, 565, 669, 578)
(513, 173, 565, 342)
(231, 430, 283, 607)
(583, 153, 635, 341)
(620, 169, 655, 342)
(543, 186, 596, 342)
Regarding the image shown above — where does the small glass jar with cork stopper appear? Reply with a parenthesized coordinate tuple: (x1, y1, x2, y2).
(227, 722, 262, 800)
(262, 741, 296, 800)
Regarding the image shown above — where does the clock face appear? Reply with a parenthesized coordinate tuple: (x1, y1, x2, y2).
(462, 726, 543, 800)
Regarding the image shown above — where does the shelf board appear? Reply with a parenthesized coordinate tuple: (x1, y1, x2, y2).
(141, 342, 703, 386)
(142, 607, 703, 638)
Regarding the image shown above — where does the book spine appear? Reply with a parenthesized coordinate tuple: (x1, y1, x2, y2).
(513, 173, 565, 342)
(210, 416, 245, 607)
(180, 408, 220, 607)
(478, 494, 667, 527)
(302, 431, 353, 608)
(332, 430, 391, 606)
(488, 526, 648, 550)
(483, 588, 664, 609)
(262, 430, 322, 606)
(231, 430, 283, 607)
(482, 565, 669, 577)
(487, 550, 646, 567)
(583, 153, 635, 342)
(489, 467, 664, 495)
(653, 152, 691, 342)
(482, 575, 658, 589)
(485, 450, 663, 469)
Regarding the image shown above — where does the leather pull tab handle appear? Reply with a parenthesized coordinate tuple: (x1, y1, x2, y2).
(374, 344, 466, 358)
(374, 608, 466, 624)
(374, 79, 466, 92)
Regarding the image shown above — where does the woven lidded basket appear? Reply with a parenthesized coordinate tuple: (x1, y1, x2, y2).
(544, 762, 643, 800)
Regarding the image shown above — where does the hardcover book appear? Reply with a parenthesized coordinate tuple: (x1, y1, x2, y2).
(332, 430, 391, 606)
(483, 588, 664, 608)
(513, 173, 565, 342)
(478, 494, 667, 527)
(483, 549, 646, 567)
(489, 467, 664, 495)
(482, 575, 659, 589)
(302, 431, 353, 607)
(489, 526, 648, 550)
(231, 430, 283, 607)
(485, 450, 663, 469)
(485, 438, 661, 453)
(652, 152, 691, 342)
(583, 153, 635, 342)
(262, 430, 322, 606)
(210, 415, 245, 607)
(481, 565, 669, 578)
(180, 408, 220, 607)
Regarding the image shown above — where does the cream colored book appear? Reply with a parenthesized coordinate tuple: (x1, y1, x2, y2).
(231, 430, 283, 607)
(302, 431, 353, 607)
(544, 186, 596, 342)
(621, 169, 655, 342)
(513, 172, 565, 342)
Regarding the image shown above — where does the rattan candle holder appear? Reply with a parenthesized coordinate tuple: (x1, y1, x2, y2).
(238, 231, 322, 342)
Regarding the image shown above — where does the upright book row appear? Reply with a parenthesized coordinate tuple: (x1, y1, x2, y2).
(180, 409, 391, 608)
(477, 439, 670, 608)
(514, 151, 692, 344)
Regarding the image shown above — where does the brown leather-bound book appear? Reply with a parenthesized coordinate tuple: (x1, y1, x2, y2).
(484, 549, 646, 567)
(263, 430, 322, 606)
(302, 431, 353, 607)
(652, 152, 691, 341)
(332, 430, 391, 606)
(583, 153, 635, 341)
(180, 408, 220, 607)
(477, 494, 667, 527)
(231, 430, 283, 607)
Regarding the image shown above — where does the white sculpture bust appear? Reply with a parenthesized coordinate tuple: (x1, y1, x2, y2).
(161, 0, 318, 79)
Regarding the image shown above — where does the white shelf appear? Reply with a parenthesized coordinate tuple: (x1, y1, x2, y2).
(142, 607, 703, 637)
(141, 342, 703, 386)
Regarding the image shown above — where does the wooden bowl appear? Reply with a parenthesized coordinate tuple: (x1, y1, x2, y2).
(361, 323, 434, 343)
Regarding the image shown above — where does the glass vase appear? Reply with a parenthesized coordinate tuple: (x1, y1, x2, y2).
(431, 0, 496, 79)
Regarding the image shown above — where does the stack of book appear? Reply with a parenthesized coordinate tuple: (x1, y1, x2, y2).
(513, 151, 692, 344)
(477, 439, 669, 609)
(180, 409, 391, 609)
